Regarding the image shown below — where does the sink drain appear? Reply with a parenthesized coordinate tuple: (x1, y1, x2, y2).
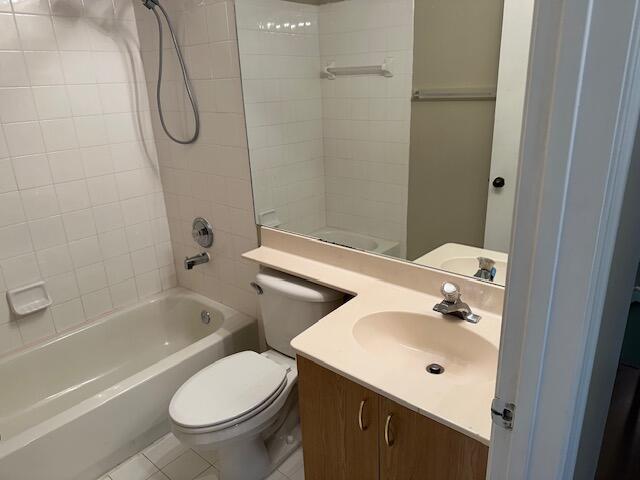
(426, 363, 445, 375)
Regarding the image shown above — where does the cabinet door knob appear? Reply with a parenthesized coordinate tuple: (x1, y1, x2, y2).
(384, 414, 394, 447)
(358, 399, 368, 431)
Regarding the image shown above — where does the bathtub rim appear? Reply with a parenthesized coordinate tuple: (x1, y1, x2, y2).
(0, 288, 255, 459)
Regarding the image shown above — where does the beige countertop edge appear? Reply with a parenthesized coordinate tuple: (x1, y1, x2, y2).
(243, 244, 499, 446)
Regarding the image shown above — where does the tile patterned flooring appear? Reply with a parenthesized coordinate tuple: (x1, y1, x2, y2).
(98, 433, 305, 480)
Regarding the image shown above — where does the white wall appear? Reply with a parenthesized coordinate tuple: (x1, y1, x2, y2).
(134, 0, 261, 319)
(236, 0, 326, 234)
(0, 0, 175, 356)
(320, 0, 413, 254)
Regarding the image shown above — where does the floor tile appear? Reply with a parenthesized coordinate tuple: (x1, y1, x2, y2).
(265, 471, 287, 480)
(109, 454, 159, 480)
(148, 473, 170, 480)
(162, 450, 210, 480)
(195, 467, 220, 480)
(143, 433, 189, 469)
(277, 448, 303, 478)
(193, 448, 218, 466)
(285, 466, 305, 480)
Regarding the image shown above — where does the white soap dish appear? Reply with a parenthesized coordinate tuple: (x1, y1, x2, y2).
(7, 282, 52, 317)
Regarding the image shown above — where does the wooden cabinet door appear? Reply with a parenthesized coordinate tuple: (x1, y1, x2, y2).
(297, 356, 380, 480)
(379, 397, 488, 480)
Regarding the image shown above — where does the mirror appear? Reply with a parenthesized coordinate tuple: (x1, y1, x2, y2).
(235, 0, 533, 286)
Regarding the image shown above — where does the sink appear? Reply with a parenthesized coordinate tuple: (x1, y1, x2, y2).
(352, 312, 498, 383)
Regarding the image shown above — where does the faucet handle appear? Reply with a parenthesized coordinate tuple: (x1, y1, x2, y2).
(477, 257, 496, 271)
(441, 282, 461, 303)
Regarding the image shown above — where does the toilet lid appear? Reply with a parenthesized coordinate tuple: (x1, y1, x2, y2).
(169, 351, 288, 429)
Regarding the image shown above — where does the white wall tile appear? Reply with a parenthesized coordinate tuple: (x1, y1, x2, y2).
(110, 277, 138, 308)
(12, 0, 50, 15)
(56, 180, 91, 213)
(67, 84, 103, 116)
(81, 287, 112, 319)
(98, 228, 129, 259)
(0, 322, 23, 356)
(104, 254, 133, 284)
(76, 262, 108, 294)
(41, 118, 78, 152)
(135, 269, 161, 298)
(23, 51, 65, 86)
(0, 223, 33, 260)
(0, 52, 30, 87)
(15, 14, 57, 51)
(94, 203, 125, 233)
(1, 252, 41, 289)
(28, 215, 66, 250)
(17, 309, 55, 344)
(62, 208, 96, 241)
(20, 185, 60, 220)
(4, 123, 45, 157)
(32, 86, 72, 120)
(46, 271, 79, 304)
(0, 191, 26, 227)
(0, 88, 38, 123)
(36, 244, 73, 277)
(50, 298, 85, 332)
(48, 149, 84, 183)
(0, 13, 19, 50)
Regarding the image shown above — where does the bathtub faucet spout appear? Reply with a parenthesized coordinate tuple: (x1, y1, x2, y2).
(184, 252, 210, 270)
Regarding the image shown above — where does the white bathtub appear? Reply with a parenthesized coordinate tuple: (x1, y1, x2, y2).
(0, 288, 258, 480)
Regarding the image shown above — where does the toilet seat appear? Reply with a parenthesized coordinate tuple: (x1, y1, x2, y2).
(169, 351, 288, 433)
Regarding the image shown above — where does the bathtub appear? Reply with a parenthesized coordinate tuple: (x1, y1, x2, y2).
(0, 288, 258, 480)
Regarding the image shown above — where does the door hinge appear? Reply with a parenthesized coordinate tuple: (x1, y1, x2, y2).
(491, 398, 515, 430)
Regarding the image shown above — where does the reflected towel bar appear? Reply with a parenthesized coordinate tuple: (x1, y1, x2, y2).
(412, 88, 497, 101)
(322, 60, 393, 80)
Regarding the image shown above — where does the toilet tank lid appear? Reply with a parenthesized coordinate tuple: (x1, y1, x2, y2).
(255, 269, 344, 303)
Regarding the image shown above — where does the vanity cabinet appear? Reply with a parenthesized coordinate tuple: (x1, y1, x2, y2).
(297, 356, 488, 480)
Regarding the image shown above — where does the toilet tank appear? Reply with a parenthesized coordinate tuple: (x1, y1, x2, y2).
(254, 269, 344, 358)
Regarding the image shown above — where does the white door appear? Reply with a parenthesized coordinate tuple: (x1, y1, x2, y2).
(483, 0, 534, 253)
(488, 0, 640, 478)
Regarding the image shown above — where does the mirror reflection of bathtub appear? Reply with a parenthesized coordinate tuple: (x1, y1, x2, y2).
(311, 227, 401, 257)
(0, 290, 258, 480)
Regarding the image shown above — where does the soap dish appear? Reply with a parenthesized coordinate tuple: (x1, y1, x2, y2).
(7, 282, 52, 316)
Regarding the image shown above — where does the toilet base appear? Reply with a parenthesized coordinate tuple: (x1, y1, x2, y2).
(210, 400, 301, 480)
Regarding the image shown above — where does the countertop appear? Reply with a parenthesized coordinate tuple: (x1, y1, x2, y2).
(243, 228, 504, 445)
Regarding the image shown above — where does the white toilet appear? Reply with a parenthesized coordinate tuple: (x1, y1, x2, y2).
(169, 269, 344, 480)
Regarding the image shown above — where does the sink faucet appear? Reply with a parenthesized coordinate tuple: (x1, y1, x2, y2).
(433, 282, 481, 324)
(184, 252, 210, 270)
(474, 257, 496, 282)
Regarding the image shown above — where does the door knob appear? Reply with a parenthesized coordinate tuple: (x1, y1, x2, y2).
(492, 177, 506, 188)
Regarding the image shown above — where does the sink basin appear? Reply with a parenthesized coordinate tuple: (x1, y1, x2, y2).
(353, 312, 498, 383)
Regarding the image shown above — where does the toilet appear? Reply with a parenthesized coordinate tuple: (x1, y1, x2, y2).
(169, 269, 344, 480)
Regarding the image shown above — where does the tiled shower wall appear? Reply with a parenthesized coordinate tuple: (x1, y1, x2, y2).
(133, 0, 260, 319)
(0, 0, 176, 356)
(320, 0, 413, 255)
(237, 0, 326, 234)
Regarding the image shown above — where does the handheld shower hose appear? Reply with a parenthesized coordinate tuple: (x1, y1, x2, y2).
(144, 0, 200, 144)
